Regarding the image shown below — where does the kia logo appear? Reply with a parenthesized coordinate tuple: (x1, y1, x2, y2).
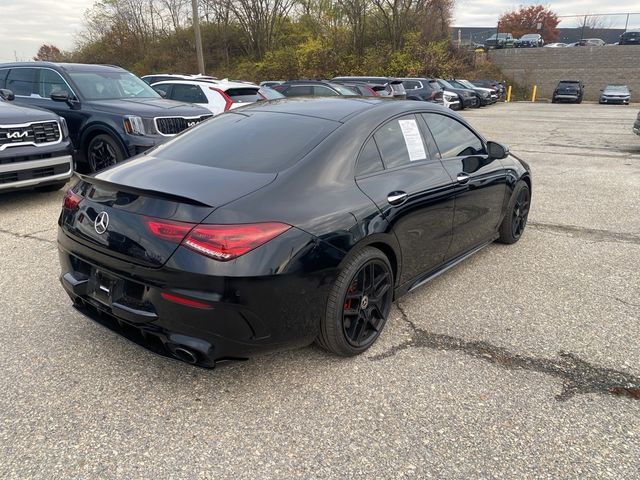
(6, 131, 29, 139)
(187, 121, 197, 128)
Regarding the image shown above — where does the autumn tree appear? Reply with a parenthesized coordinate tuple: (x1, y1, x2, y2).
(498, 5, 559, 43)
(33, 44, 67, 62)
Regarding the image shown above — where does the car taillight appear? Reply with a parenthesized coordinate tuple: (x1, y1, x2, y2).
(146, 219, 193, 243)
(183, 223, 291, 261)
(62, 189, 82, 210)
(145, 219, 290, 261)
(209, 87, 233, 111)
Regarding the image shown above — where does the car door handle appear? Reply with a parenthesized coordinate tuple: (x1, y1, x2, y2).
(387, 191, 408, 206)
(456, 173, 471, 184)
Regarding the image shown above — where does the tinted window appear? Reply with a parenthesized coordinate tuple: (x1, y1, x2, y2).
(313, 86, 339, 97)
(403, 80, 422, 90)
(6, 68, 37, 96)
(356, 138, 384, 176)
(284, 85, 313, 97)
(38, 69, 72, 98)
(374, 115, 428, 169)
(423, 114, 484, 158)
(152, 111, 339, 173)
(170, 84, 207, 103)
(225, 88, 260, 103)
(152, 84, 171, 97)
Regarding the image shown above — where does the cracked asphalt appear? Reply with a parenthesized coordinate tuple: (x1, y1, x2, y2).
(1, 103, 639, 479)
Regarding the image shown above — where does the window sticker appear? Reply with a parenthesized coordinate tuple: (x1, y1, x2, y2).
(398, 119, 427, 161)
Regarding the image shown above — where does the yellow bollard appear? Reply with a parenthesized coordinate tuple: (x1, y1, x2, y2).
(531, 85, 537, 103)
(506, 85, 512, 102)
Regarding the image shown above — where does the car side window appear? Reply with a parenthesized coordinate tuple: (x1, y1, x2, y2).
(373, 115, 429, 169)
(153, 84, 172, 98)
(403, 81, 421, 90)
(6, 68, 38, 96)
(170, 84, 207, 103)
(313, 86, 338, 96)
(285, 85, 313, 97)
(0, 69, 8, 89)
(422, 113, 485, 158)
(38, 69, 73, 98)
(356, 137, 384, 176)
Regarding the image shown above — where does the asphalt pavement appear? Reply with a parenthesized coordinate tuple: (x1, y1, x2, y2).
(0, 102, 638, 479)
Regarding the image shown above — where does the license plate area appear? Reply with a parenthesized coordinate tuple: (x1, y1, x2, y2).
(88, 268, 121, 306)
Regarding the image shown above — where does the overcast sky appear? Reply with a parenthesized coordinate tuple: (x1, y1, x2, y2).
(1, 0, 639, 61)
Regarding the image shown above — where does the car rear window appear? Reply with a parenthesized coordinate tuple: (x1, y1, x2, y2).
(151, 111, 339, 173)
(226, 87, 260, 103)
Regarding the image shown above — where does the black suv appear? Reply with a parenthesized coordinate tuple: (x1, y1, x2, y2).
(0, 89, 73, 192)
(399, 78, 444, 104)
(552, 80, 584, 104)
(0, 63, 212, 172)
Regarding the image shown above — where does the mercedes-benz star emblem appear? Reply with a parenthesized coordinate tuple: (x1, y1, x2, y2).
(94, 211, 109, 235)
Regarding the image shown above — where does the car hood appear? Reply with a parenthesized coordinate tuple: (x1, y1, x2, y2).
(0, 100, 60, 123)
(86, 98, 210, 117)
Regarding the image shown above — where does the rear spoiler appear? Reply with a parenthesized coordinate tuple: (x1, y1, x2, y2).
(74, 172, 212, 207)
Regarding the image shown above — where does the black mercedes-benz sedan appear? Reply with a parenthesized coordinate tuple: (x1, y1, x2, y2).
(58, 97, 532, 367)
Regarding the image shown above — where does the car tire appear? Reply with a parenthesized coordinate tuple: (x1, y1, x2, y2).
(35, 181, 67, 192)
(317, 247, 394, 356)
(85, 134, 125, 173)
(551, 97, 557, 104)
(497, 180, 530, 244)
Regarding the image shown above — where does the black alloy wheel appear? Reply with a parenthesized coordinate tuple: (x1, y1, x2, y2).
(318, 247, 393, 356)
(498, 181, 530, 244)
(86, 134, 124, 173)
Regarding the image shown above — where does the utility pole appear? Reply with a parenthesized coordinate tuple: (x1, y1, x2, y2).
(191, 0, 205, 74)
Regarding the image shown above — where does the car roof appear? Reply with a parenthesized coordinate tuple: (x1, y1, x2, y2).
(152, 79, 258, 90)
(0, 62, 126, 73)
(241, 96, 445, 122)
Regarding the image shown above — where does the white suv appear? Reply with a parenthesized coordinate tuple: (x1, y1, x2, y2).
(151, 80, 262, 115)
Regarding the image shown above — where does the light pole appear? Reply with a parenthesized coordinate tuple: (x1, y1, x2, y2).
(192, 0, 205, 74)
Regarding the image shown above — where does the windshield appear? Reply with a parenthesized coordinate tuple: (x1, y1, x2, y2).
(438, 79, 455, 89)
(605, 85, 629, 92)
(258, 87, 285, 100)
(332, 84, 360, 96)
(69, 71, 160, 100)
(521, 34, 538, 39)
(457, 80, 475, 89)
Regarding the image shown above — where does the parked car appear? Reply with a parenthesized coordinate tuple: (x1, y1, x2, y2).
(514, 34, 544, 48)
(331, 80, 381, 97)
(0, 88, 73, 192)
(275, 80, 359, 98)
(58, 96, 531, 366)
(443, 91, 461, 110)
(259, 81, 285, 88)
(0, 62, 212, 172)
(449, 79, 496, 106)
(633, 110, 640, 136)
(257, 86, 285, 101)
(152, 79, 262, 115)
(436, 79, 479, 108)
(619, 29, 640, 45)
(577, 38, 606, 47)
(399, 78, 443, 104)
(471, 80, 505, 99)
(332, 77, 407, 99)
(552, 80, 584, 103)
(484, 33, 514, 49)
(544, 43, 568, 48)
(599, 85, 631, 105)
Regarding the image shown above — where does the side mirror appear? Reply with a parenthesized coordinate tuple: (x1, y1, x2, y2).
(487, 141, 509, 159)
(51, 90, 70, 102)
(0, 89, 15, 101)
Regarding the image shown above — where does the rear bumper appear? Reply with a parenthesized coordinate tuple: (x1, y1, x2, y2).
(58, 227, 345, 367)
